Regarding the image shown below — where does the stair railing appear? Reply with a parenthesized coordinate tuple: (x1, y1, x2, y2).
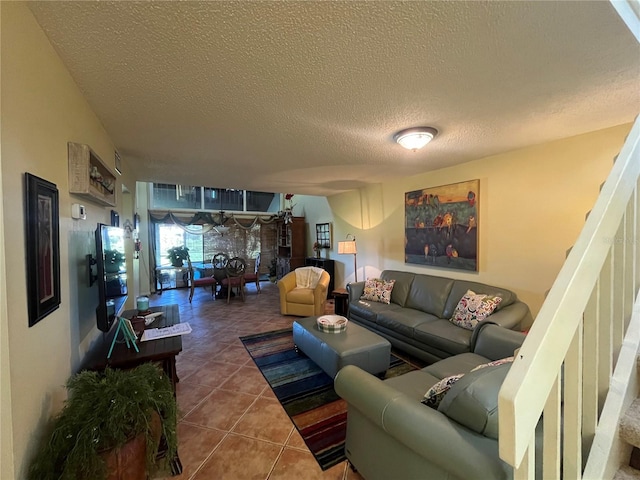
(498, 115, 640, 479)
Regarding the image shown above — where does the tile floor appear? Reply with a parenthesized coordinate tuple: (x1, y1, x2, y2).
(152, 281, 365, 480)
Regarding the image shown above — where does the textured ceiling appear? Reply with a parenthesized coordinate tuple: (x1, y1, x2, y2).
(28, 1, 640, 196)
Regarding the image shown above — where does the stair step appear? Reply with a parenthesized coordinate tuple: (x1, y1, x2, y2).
(620, 399, 640, 449)
(631, 447, 640, 470)
(613, 465, 640, 480)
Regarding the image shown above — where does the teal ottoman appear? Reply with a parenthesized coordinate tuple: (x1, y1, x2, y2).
(293, 316, 391, 378)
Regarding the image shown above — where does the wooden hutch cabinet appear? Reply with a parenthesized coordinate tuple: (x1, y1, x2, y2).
(277, 217, 306, 279)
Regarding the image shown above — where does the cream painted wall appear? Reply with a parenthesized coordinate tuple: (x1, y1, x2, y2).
(0, 5, 16, 480)
(0, 4, 631, 477)
(296, 124, 631, 322)
(136, 181, 153, 296)
(1, 4, 135, 477)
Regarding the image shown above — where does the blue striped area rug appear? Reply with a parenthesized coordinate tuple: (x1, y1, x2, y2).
(239, 328, 417, 471)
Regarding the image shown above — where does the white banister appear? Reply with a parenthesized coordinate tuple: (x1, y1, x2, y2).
(583, 296, 640, 479)
(499, 115, 640, 476)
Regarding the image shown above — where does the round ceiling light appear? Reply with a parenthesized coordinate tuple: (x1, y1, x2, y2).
(394, 127, 438, 151)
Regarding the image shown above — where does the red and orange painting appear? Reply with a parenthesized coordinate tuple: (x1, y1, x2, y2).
(405, 179, 479, 271)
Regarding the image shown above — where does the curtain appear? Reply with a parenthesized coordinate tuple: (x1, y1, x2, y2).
(148, 210, 280, 288)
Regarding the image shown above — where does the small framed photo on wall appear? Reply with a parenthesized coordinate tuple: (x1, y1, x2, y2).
(315, 223, 332, 248)
(111, 210, 120, 227)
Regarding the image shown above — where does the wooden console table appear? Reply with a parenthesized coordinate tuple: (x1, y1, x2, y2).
(82, 303, 183, 475)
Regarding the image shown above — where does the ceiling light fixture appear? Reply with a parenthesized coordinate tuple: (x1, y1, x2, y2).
(394, 127, 438, 151)
(214, 210, 231, 236)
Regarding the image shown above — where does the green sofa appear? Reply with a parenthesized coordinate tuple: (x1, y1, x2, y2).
(335, 323, 526, 480)
(347, 270, 532, 363)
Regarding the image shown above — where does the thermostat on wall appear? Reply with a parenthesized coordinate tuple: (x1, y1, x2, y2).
(71, 203, 86, 220)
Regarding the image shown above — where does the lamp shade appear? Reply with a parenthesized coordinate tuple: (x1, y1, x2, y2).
(394, 127, 438, 150)
(338, 240, 357, 255)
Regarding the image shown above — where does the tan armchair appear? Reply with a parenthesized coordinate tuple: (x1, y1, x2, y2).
(277, 268, 330, 316)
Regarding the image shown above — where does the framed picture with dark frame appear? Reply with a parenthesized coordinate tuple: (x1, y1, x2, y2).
(25, 173, 61, 327)
(404, 179, 479, 272)
(315, 222, 332, 248)
(110, 209, 119, 227)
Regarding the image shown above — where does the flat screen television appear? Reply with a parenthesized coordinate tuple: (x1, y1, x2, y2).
(94, 223, 128, 332)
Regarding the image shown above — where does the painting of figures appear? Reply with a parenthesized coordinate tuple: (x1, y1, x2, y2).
(405, 179, 479, 271)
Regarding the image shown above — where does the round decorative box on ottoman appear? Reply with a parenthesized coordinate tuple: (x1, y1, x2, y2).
(293, 316, 391, 378)
(316, 314, 348, 333)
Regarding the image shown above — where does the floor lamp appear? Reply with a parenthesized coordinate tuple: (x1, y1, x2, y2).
(338, 234, 358, 282)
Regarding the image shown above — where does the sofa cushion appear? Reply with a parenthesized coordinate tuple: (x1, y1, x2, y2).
(286, 287, 315, 304)
(414, 319, 473, 356)
(381, 270, 416, 307)
(423, 352, 492, 379)
(473, 324, 526, 360)
(383, 369, 442, 401)
(471, 357, 514, 371)
(450, 290, 503, 330)
(376, 308, 438, 339)
(443, 281, 516, 319)
(421, 373, 465, 409)
(361, 278, 396, 304)
(404, 275, 455, 317)
(438, 363, 511, 440)
(349, 298, 399, 324)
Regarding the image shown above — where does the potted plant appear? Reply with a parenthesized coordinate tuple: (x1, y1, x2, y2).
(29, 363, 178, 480)
(104, 249, 125, 273)
(166, 245, 189, 267)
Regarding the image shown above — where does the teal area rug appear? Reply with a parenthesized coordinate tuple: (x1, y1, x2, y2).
(240, 328, 418, 471)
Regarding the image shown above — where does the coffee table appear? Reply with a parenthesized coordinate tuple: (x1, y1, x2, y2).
(292, 316, 391, 378)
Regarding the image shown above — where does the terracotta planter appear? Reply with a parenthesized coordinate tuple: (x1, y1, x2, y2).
(101, 411, 162, 480)
(102, 433, 146, 480)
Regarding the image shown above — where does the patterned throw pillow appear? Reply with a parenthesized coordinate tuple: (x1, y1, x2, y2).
(471, 356, 514, 372)
(449, 290, 503, 330)
(360, 278, 396, 304)
(421, 374, 464, 409)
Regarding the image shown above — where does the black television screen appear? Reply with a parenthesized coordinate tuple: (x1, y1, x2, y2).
(95, 223, 128, 332)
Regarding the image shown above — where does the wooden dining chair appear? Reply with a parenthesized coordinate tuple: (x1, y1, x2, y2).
(187, 258, 217, 303)
(243, 253, 261, 294)
(221, 257, 246, 303)
(211, 253, 229, 282)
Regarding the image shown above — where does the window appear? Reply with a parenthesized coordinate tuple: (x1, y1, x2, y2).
(150, 183, 280, 289)
(155, 224, 204, 266)
(152, 184, 278, 213)
(152, 184, 202, 210)
(203, 188, 243, 211)
(153, 220, 278, 287)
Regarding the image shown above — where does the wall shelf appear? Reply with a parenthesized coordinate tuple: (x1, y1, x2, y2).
(68, 142, 116, 207)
